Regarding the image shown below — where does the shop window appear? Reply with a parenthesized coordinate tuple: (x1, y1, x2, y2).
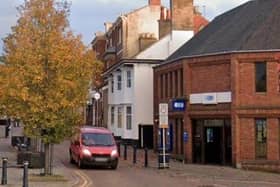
(255, 62, 267, 92)
(255, 118, 267, 159)
(126, 106, 132, 130)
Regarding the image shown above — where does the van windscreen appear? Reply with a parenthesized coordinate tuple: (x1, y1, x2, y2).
(82, 133, 114, 146)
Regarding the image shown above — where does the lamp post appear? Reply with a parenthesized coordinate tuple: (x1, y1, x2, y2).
(93, 92, 101, 126)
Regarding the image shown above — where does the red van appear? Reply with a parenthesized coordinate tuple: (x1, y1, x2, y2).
(69, 126, 119, 169)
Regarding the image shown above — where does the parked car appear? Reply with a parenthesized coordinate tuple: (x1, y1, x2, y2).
(69, 126, 119, 169)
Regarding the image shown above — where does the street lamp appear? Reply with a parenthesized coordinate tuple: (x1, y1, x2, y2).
(93, 92, 101, 126)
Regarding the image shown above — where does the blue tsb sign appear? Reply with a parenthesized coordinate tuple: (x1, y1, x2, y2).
(172, 99, 186, 111)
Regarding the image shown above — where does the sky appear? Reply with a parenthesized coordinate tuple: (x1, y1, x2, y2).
(0, 0, 250, 55)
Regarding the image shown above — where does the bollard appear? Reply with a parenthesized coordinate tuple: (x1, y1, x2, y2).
(1, 157, 8, 185)
(144, 147, 148, 167)
(124, 144, 127, 160)
(117, 143, 121, 157)
(133, 145, 137, 164)
(23, 161, 28, 187)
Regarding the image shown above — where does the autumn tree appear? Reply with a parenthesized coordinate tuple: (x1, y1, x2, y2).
(0, 0, 103, 175)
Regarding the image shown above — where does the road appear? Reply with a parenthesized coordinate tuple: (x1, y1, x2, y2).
(54, 141, 280, 187)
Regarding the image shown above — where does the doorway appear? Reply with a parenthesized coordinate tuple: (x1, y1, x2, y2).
(139, 125, 153, 149)
(204, 127, 222, 164)
(192, 119, 232, 165)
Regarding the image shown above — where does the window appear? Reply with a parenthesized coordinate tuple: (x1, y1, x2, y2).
(160, 74, 164, 99)
(175, 70, 178, 96)
(126, 106, 132, 130)
(117, 75, 122, 90)
(109, 38, 112, 47)
(169, 72, 173, 97)
(117, 107, 122, 128)
(180, 69, 183, 96)
(165, 74, 168, 98)
(111, 78, 114, 93)
(127, 71, 131, 88)
(118, 27, 122, 45)
(255, 118, 267, 159)
(111, 106, 114, 126)
(255, 62, 267, 92)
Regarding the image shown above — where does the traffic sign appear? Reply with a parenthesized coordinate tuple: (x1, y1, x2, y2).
(159, 103, 168, 128)
(159, 103, 168, 116)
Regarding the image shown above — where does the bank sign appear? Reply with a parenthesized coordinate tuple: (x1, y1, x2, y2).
(172, 99, 186, 111)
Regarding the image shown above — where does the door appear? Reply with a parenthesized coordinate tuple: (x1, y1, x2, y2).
(204, 127, 222, 164)
(139, 125, 153, 149)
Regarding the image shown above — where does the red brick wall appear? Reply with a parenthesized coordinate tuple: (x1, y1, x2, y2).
(237, 53, 280, 106)
(239, 118, 255, 160)
(189, 61, 231, 93)
(267, 118, 280, 160)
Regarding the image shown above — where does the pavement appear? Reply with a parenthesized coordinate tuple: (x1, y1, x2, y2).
(120, 145, 280, 187)
(0, 126, 82, 187)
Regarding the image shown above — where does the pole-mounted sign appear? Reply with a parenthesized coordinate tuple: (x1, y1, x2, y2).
(159, 103, 168, 129)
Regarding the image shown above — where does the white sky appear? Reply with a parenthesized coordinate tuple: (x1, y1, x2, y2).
(0, 0, 250, 55)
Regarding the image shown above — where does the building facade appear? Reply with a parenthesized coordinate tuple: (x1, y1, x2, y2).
(154, 0, 280, 170)
(90, 0, 207, 148)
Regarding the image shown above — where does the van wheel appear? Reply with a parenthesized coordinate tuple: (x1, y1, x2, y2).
(69, 151, 75, 164)
(78, 158, 84, 169)
(111, 160, 118, 170)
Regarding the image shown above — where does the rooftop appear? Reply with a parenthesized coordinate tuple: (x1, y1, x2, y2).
(167, 0, 280, 61)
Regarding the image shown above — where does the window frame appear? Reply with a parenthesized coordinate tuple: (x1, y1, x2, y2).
(111, 78, 114, 93)
(111, 106, 114, 126)
(117, 74, 122, 90)
(117, 107, 122, 128)
(127, 71, 132, 88)
(126, 106, 132, 130)
(255, 118, 267, 159)
(255, 62, 267, 93)
(118, 27, 122, 45)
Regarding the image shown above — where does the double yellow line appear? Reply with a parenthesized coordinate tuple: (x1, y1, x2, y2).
(74, 170, 93, 187)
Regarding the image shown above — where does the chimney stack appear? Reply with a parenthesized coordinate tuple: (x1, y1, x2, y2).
(160, 7, 167, 20)
(171, 0, 194, 30)
(149, 0, 161, 6)
(158, 7, 171, 39)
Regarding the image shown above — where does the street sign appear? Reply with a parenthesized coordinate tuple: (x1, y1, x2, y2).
(159, 103, 168, 128)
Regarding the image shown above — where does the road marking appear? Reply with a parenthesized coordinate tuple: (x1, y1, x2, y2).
(75, 170, 92, 187)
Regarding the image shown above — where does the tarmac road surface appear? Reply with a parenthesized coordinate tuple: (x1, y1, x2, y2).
(54, 141, 280, 187)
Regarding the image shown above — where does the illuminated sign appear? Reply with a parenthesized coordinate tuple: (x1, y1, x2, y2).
(172, 99, 186, 111)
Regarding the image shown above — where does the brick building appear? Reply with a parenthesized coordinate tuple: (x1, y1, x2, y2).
(154, 0, 280, 170)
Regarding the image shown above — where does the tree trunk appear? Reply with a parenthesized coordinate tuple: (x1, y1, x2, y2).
(44, 143, 53, 175)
